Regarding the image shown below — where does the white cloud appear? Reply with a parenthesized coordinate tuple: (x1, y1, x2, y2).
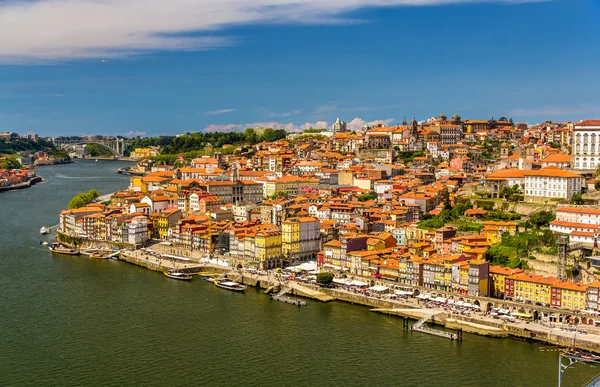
(347, 117, 394, 131)
(122, 130, 146, 137)
(203, 118, 393, 132)
(204, 108, 236, 115)
(0, 0, 551, 63)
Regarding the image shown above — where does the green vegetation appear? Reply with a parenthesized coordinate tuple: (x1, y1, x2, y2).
(126, 128, 287, 156)
(126, 129, 288, 164)
(570, 193, 584, 205)
(485, 229, 555, 269)
(394, 149, 425, 163)
(265, 191, 289, 200)
(484, 210, 521, 222)
(418, 199, 473, 230)
(85, 143, 114, 157)
(0, 138, 51, 155)
(302, 128, 326, 133)
(316, 272, 334, 286)
(595, 180, 600, 190)
(68, 189, 100, 209)
(499, 184, 522, 200)
(0, 156, 22, 170)
(357, 192, 377, 202)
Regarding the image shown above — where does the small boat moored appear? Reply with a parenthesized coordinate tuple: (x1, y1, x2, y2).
(165, 272, 193, 281)
(49, 242, 80, 255)
(215, 280, 247, 292)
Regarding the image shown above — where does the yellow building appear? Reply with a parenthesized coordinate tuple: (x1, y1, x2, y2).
(255, 229, 282, 269)
(552, 281, 588, 310)
(463, 120, 489, 134)
(506, 273, 557, 305)
(489, 266, 523, 298)
(154, 208, 182, 240)
(131, 176, 147, 193)
(130, 147, 159, 160)
(483, 221, 517, 246)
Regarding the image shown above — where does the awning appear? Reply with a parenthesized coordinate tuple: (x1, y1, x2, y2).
(349, 280, 368, 287)
(435, 297, 447, 303)
(394, 290, 414, 296)
(463, 303, 473, 308)
(416, 294, 429, 299)
(447, 299, 455, 304)
(455, 301, 465, 306)
(369, 285, 389, 292)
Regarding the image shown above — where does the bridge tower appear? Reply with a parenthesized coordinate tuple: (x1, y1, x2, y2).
(557, 235, 568, 281)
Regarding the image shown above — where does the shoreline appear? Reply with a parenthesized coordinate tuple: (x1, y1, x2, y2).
(0, 176, 43, 193)
(52, 237, 600, 354)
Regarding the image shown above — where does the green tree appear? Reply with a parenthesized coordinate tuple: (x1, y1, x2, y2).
(316, 272, 334, 286)
(570, 193, 584, 205)
(357, 192, 377, 202)
(1, 157, 22, 170)
(528, 211, 555, 228)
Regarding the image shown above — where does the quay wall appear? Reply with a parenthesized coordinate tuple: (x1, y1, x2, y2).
(57, 231, 133, 250)
(68, 255, 600, 353)
(0, 176, 43, 193)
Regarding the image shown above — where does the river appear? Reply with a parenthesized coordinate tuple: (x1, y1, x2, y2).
(0, 160, 596, 386)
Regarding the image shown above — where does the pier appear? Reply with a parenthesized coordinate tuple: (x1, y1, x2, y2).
(271, 286, 307, 306)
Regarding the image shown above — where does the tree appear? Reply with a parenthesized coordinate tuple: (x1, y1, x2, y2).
(595, 180, 600, 191)
(357, 192, 377, 202)
(1, 157, 22, 170)
(316, 272, 334, 286)
(528, 211, 555, 228)
(570, 193, 584, 205)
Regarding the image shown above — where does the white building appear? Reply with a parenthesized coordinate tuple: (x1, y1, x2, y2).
(572, 119, 600, 171)
(523, 167, 583, 203)
(332, 118, 347, 133)
(128, 216, 148, 246)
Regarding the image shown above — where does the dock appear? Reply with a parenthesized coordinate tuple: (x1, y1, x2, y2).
(271, 295, 307, 306)
(271, 286, 307, 306)
(410, 310, 462, 341)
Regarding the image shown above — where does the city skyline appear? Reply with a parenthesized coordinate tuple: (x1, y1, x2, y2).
(0, 0, 598, 136)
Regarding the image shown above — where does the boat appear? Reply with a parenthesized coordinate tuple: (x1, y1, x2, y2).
(41, 241, 48, 246)
(49, 242, 80, 255)
(165, 272, 192, 281)
(90, 253, 107, 259)
(40, 226, 49, 235)
(95, 159, 98, 162)
(215, 280, 247, 292)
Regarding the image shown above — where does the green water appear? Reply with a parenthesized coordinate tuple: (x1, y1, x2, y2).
(0, 161, 597, 386)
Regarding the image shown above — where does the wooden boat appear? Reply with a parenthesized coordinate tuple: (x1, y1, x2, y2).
(215, 280, 246, 292)
(49, 243, 80, 256)
(165, 272, 192, 281)
(90, 253, 108, 259)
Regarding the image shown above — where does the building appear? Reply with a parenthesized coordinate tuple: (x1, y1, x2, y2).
(282, 217, 321, 265)
(255, 228, 283, 269)
(572, 119, 600, 171)
(489, 266, 523, 299)
(332, 118, 347, 133)
(523, 166, 583, 203)
(128, 216, 149, 246)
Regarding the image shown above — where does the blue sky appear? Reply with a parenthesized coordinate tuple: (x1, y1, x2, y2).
(0, 0, 598, 137)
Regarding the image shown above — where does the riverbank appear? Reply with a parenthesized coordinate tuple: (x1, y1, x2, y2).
(52, 237, 600, 353)
(0, 176, 43, 193)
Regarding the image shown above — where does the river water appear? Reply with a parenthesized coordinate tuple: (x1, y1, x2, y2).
(0, 161, 597, 387)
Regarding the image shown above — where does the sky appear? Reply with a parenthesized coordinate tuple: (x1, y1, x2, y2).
(0, 0, 599, 137)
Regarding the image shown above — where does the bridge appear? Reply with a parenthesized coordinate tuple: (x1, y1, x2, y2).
(52, 138, 134, 158)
